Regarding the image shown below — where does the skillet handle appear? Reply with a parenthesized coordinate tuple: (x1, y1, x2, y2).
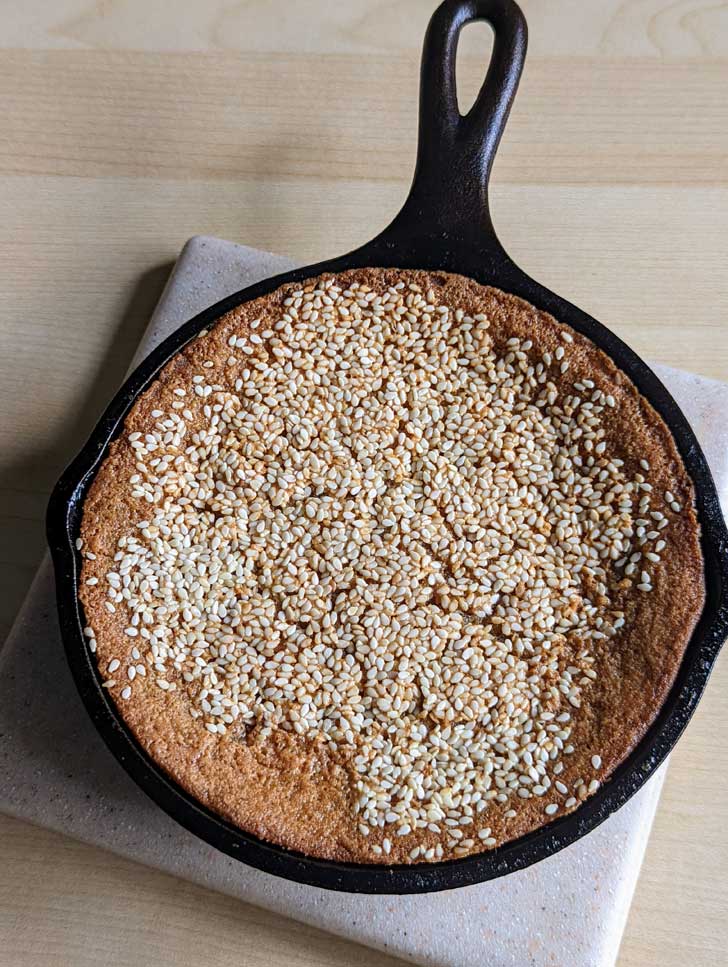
(395, 0, 527, 245)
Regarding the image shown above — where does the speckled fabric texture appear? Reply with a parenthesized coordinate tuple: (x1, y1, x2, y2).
(2, 237, 726, 967)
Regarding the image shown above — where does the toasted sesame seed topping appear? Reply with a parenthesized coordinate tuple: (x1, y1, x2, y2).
(87, 274, 687, 850)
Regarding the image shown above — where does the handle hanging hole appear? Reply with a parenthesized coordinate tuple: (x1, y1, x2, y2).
(455, 20, 495, 116)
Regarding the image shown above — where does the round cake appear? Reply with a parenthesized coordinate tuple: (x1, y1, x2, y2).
(78, 269, 705, 863)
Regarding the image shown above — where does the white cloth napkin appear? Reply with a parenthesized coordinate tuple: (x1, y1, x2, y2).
(2, 236, 726, 967)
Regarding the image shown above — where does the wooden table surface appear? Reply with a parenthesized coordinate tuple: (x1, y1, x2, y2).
(1, 1, 726, 965)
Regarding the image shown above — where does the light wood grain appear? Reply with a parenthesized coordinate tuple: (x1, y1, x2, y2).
(3, 0, 728, 56)
(2, 52, 727, 184)
(1, 1, 727, 965)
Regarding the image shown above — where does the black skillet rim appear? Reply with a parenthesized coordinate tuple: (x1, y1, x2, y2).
(47, 0, 728, 894)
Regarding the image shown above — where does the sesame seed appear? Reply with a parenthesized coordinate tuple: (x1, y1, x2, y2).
(591, 754, 602, 770)
(545, 803, 559, 816)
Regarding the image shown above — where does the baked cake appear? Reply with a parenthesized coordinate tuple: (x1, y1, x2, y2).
(78, 269, 705, 863)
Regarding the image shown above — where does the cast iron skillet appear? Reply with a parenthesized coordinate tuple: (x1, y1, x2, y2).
(48, 0, 728, 893)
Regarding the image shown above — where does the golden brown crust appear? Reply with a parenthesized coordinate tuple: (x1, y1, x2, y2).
(79, 268, 705, 863)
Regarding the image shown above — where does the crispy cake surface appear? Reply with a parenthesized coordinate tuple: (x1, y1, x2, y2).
(79, 269, 704, 863)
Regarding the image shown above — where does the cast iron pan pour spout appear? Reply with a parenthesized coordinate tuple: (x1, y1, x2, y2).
(370, 0, 528, 275)
(47, 0, 728, 895)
